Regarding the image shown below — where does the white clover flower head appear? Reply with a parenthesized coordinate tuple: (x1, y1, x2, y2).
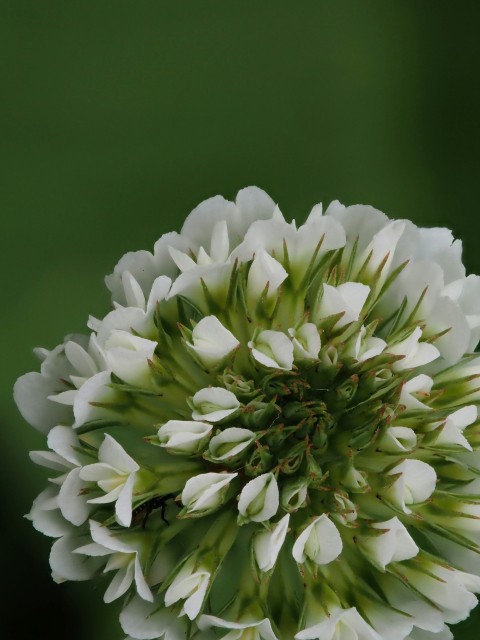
(15, 186, 480, 639)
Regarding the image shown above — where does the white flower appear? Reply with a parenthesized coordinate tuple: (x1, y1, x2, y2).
(164, 555, 211, 620)
(249, 330, 294, 370)
(358, 517, 419, 570)
(207, 427, 256, 461)
(385, 459, 437, 514)
(345, 325, 386, 362)
(398, 562, 480, 625)
(428, 405, 477, 450)
(247, 248, 288, 305)
(400, 374, 434, 411)
(315, 282, 370, 328)
(377, 426, 417, 453)
(292, 514, 343, 565)
(288, 324, 321, 361)
(14, 334, 106, 434)
(198, 615, 279, 640)
(49, 527, 104, 583)
(191, 387, 240, 422)
(296, 607, 381, 640)
(389, 327, 440, 372)
(102, 330, 157, 387)
(79, 435, 140, 527)
(120, 595, 187, 640)
(253, 514, 290, 572)
(97, 275, 172, 342)
(238, 472, 279, 523)
(157, 420, 213, 455)
(74, 520, 153, 603)
(29, 425, 92, 526)
(185, 316, 239, 369)
(181, 472, 237, 516)
(27, 485, 72, 538)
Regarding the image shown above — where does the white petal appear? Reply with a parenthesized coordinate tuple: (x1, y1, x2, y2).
(208, 427, 256, 461)
(47, 425, 85, 465)
(158, 420, 213, 454)
(191, 387, 240, 422)
(210, 219, 230, 262)
(238, 473, 279, 523)
(401, 375, 434, 412)
(14, 371, 71, 434)
(73, 371, 116, 427)
(378, 426, 417, 453)
(134, 555, 154, 602)
(319, 282, 370, 328)
(104, 563, 135, 603)
(249, 330, 294, 370)
(198, 615, 279, 639)
(386, 460, 437, 512)
(50, 534, 103, 582)
(58, 468, 91, 526)
(254, 514, 290, 572)
(289, 324, 321, 360)
(120, 595, 186, 640)
(359, 517, 419, 570)
(146, 276, 172, 314)
(116, 473, 136, 527)
(28, 486, 71, 538)
(296, 607, 381, 640)
(188, 316, 239, 368)
(99, 435, 140, 474)
(182, 472, 237, 513)
(292, 514, 342, 565)
(247, 249, 288, 302)
(64, 340, 98, 378)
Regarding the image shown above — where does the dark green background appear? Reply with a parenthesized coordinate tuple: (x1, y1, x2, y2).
(1, 2, 480, 638)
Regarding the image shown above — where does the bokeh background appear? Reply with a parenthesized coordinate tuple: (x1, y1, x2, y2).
(1, 1, 480, 638)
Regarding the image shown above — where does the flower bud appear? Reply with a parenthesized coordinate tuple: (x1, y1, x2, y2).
(331, 492, 358, 525)
(156, 420, 213, 455)
(185, 316, 239, 370)
(377, 426, 417, 453)
(207, 427, 256, 462)
(341, 465, 368, 493)
(249, 330, 294, 370)
(238, 472, 279, 524)
(292, 514, 343, 565)
(281, 479, 309, 512)
(191, 387, 240, 422)
(288, 324, 321, 361)
(181, 472, 237, 517)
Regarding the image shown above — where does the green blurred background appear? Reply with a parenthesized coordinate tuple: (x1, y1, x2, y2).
(1, 1, 480, 638)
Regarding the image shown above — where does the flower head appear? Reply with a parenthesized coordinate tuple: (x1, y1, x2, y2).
(15, 187, 480, 639)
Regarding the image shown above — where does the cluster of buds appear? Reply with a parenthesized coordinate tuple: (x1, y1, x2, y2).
(15, 187, 480, 639)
